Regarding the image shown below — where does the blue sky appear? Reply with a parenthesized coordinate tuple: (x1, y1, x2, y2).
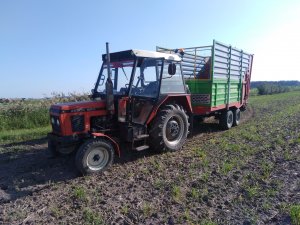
(1, 0, 300, 98)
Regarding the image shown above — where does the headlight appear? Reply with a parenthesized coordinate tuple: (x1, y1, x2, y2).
(56, 119, 60, 126)
(51, 118, 55, 124)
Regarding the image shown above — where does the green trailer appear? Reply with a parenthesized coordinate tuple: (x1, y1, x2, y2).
(157, 40, 253, 120)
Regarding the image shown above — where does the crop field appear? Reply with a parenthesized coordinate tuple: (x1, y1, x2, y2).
(0, 93, 89, 144)
(0, 91, 300, 224)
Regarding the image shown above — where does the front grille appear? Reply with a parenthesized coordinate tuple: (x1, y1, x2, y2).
(51, 115, 61, 133)
(71, 115, 85, 132)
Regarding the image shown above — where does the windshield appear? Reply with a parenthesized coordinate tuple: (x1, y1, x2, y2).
(95, 60, 134, 95)
(130, 58, 163, 98)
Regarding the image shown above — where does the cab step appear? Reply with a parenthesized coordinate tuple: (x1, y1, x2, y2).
(134, 145, 149, 151)
(134, 134, 149, 140)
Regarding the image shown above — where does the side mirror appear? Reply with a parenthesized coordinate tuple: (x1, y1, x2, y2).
(168, 63, 176, 75)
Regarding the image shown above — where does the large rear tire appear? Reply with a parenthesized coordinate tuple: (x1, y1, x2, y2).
(219, 110, 234, 130)
(149, 104, 189, 152)
(75, 139, 114, 175)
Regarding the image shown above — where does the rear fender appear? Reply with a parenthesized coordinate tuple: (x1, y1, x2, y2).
(91, 132, 120, 157)
(146, 95, 192, 124)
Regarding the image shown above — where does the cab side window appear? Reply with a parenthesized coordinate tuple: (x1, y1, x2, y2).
(160, 61, 185, 94)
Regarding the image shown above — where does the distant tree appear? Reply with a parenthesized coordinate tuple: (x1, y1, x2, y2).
(252, 80, 300, 95)
(256, 83, 292, 95)
(251, 80, 300, 89)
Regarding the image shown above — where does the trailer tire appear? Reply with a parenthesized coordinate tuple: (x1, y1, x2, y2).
(219, 110, 234, 130)
(75, 139, 114, 175)
(149, 104, 189, 152)
(233, 108, 241, 126)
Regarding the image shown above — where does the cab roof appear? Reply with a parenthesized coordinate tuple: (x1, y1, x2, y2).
(102, 49, 182, 62)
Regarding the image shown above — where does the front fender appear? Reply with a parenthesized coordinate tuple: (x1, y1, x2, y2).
(91, 133, 120, 157)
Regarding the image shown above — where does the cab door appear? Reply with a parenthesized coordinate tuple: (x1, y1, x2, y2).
(129, 58, 163, 125)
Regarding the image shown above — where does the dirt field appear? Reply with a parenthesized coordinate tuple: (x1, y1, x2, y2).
(0, 92, 300, 225)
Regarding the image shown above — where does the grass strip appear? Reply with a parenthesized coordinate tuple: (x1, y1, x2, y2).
(0, 126, 51, 145)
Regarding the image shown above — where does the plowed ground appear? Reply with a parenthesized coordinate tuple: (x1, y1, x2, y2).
(0, 91, 300, 225)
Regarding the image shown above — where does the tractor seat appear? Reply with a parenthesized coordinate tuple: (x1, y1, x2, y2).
(143, 81, 159, 96)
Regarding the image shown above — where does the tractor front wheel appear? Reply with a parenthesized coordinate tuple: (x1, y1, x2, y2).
(75, 139, 114, 175)
(149, 104, 189, 152)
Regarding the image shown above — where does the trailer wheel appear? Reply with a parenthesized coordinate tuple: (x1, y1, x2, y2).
(149, 104, 189, 152)
(219, 110, 234, 130)
(233, 108, 241, 126)
(75, 139, 114, 175)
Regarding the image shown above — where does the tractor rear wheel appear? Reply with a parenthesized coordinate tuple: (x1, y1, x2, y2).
(233, 108, 241, 126)
(75, 139, 114, 175)
(219, 110, 234, 130)
(149, 104, 189, 152)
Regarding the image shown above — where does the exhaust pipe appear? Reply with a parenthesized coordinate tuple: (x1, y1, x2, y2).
(105, 42, 114, 113)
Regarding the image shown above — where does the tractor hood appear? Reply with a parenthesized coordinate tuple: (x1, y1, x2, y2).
(50, 100, 106, 114)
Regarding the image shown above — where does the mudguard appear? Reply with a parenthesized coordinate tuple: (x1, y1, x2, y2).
(91, 132, 120, 157)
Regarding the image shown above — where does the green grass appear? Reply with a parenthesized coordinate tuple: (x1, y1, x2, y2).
(142, 202, 152, 217)
(187, 187, 200, 200)
(0, 94, 90, 145)
(82, 208, 103, 225)
(0, 101, 50, 144)
(221, 160, 236, 175)
(245, 185, 259, 198)
(290, 205, 300, 225)
(121, 205, 129, 215)
(50, 206, 63, 219)
(73, 186, 87, 201)
(261, 161, 274, 180)
(0, 103, 49, 131)
(171, 185, 182, 202)
(0, 126, 50, 145)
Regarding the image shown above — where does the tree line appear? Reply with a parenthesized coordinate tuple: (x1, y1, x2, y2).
(251, 81, 300, 95)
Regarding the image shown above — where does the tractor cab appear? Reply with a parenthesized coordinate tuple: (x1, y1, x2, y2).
(92, 49, 187, 126)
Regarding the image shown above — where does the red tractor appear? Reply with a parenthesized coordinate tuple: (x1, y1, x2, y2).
(48, 43, 192, 174)
(48, 41, 253, 175)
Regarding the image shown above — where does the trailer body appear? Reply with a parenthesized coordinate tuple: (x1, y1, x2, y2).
(157, 40, 253, 116)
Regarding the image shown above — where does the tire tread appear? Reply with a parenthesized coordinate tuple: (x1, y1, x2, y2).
(149, 104, 189, 152)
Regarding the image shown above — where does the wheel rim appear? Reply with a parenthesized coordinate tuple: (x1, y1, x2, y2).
(227, 112, 233, 126)
(87, 147, 109, 171)
(165, 115, 184, 146)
